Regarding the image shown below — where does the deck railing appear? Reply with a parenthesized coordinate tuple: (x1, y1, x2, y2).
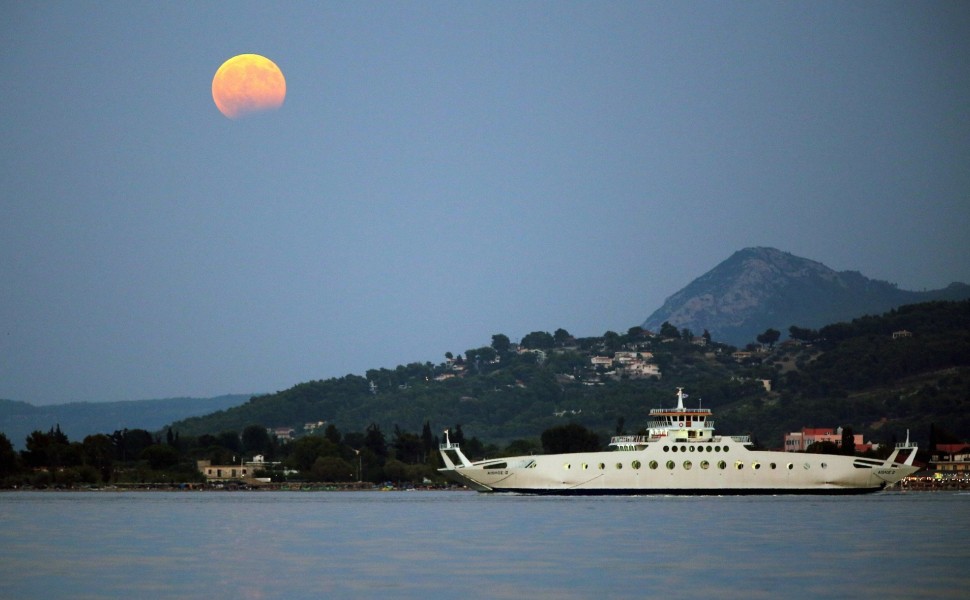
(609, 435, 650, 445)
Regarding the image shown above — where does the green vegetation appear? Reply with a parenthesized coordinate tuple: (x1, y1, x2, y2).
(3, 300, 968, 488)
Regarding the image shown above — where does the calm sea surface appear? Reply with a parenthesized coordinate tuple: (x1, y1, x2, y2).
(1, 490, 967, 599)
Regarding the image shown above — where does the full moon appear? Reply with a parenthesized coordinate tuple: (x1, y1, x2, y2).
(212, 54, 286, 119)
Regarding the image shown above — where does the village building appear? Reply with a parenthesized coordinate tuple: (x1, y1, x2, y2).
(783, 427, 868, 453)
(930, 443, 970, 478)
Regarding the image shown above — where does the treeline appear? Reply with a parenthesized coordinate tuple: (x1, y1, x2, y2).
(0, 418, 625, 489)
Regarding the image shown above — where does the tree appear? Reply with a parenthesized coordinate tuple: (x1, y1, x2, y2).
(392, 426, 424, 463)
(521, 331, 555, 350)
(840, 427, 856, 456)
(324, 424, 342, 445)
(602, 331, 621, 352)
(241, 425, 272, 455)
(364, 423, 388, 458)
(541, 423, 601, 454)
(142, 445, 180, 470)
(553, 328, 573, 346)
(757, 328, 781, 348)
(311, 456, 354, 482)
(788, 325, 818, 343)
(0, 432, 21, 479)
(82, 434, 114, 483)
(660, 321, 680, 339)
(491, 334, 511, 353)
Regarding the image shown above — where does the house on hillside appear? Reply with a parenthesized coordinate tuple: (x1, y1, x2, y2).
(931, 443, 970, 478)
(784, 427, 868, 453)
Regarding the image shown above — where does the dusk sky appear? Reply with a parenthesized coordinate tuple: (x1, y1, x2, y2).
(3, 2, 969, 405)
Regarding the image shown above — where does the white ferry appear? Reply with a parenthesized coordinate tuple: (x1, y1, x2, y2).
(438, 388, 919, 495)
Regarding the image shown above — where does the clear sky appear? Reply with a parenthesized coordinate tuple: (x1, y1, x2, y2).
(2, 2, 969, 405)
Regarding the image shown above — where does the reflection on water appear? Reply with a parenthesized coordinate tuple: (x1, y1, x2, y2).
(1, 491, 968, 599)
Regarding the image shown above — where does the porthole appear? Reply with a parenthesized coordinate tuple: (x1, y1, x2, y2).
(649, 460, 659, 470)
(688, 446, 695, 453)
(714, 446, 721, 452)
(717, 460, 727, 470)
(663, 446, 670, 452)
(770, 463, 777, 470)
(696, 446, 703, 453)
(821, 463, 828, 469)
(632, 460, 641, 470)
(564, 463, 571, 470)
(672, 446, 678, 453)
(752, 462, 761, 470)
(581, 463, 588, 470)
(707, 446, 713, 452)
(787, 463, 794, 470)
(683, 460, 692, 470)
(615, 462, 623, 470)
(724, 445, 730, 452)
(735, 461, 744, 470)
(598, 463, 605, 470)
(700, 460, 710, 470)
(666, 460, 676, 470)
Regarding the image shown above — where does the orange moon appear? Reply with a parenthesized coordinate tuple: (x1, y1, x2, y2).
(212, 54, 286, 119)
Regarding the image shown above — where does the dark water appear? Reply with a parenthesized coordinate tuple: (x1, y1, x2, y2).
(1, 491, 967, 599)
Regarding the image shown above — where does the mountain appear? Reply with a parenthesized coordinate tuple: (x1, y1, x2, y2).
(642, 247, 970, 347)
(0, 394, 253, 449)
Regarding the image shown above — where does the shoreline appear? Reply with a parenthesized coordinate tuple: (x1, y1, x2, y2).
(4, 476, 969, 493)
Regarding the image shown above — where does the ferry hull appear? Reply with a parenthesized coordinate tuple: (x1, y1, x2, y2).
(438, 388, 919, 496)
(439, 447, 919, 496)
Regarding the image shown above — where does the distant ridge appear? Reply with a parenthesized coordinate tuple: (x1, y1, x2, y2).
(642, 247, 970, 347)
(0, 394, 253, 449)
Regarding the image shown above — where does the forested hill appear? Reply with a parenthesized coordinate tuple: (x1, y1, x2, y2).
(168, 300, 970, 448)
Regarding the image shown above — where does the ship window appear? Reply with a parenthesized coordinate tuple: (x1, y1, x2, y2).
(615, 463, 623, 470)
(787, 463, 794, 470)
(724, 445, 730, 452)
(663, 446, 670, 452)
(821, 463, 827, 469)
(752, 462, 761, 470)
(735, 461, 744, 470)
(666, 460, 676, 470)
(683, 460, 692, 470)
(599, 463, 605, 470)
(700, 460, 710, 469)
(770, 463, 777, 469)
(582, 463, 588, 470)
(649, 461, 658, 470)
(632, 460, 641, 470)
(707, 446, 713, 452)
(717, 461, 727, 470)
(672, 446, 678, 453)
(564, 463, 571, 470)
(714, 446, 720, 452)
(688, 445, 695, 452)
(483, 462, 507, 469)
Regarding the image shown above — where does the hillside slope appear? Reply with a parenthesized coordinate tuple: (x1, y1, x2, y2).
(168, 300, 970, 448)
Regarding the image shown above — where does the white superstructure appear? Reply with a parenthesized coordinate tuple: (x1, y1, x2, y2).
(438, 388, 919, 495)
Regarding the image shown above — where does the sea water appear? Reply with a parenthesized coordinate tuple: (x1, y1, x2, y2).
(1, 491, 967, 599)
